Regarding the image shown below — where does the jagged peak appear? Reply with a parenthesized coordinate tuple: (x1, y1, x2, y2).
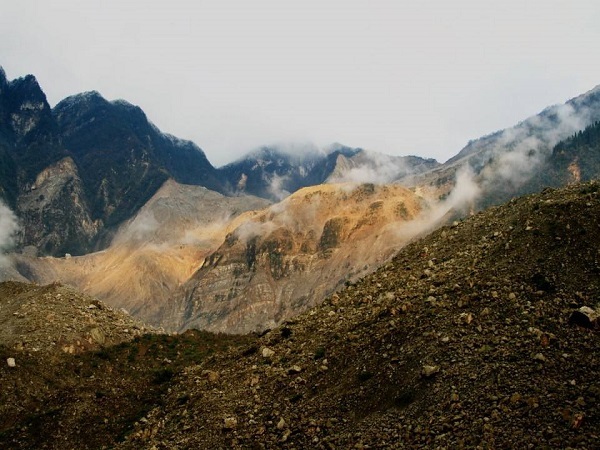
(53, 90, 108, 111)
(65, 90, 104, 102)
(4, 72, 47, 106)
(325, 142, 363, 157)
(228, 142, 325, 167)
(0, 66, 7, 88)
(8, 74, 44, 94)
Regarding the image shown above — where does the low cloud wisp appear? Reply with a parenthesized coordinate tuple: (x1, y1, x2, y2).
(0, 201, 19, 267)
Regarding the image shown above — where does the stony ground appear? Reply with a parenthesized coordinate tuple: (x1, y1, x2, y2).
(1, 181, 600, 449)
(117, 181, 600, 449)
(0, 282, 251, 449)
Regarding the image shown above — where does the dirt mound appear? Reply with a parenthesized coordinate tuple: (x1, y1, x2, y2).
(0, 281, 250, 449)
(0, 281, 149, 355)
(116, 181, 600, 449)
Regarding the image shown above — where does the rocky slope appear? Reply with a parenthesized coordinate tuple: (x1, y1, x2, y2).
(166, 182, 427, 333)
(9, 182, 427, 333)
(412, 84, 600, 207)
(0, 68, 223, 256)
(8, 180, 270, 325)
(0, 281, 250, 449)
(115, 180, 600, 449)
(53, 91, 223, 237)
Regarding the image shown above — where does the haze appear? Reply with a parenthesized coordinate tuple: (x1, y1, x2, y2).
(2, 0, 600, 166)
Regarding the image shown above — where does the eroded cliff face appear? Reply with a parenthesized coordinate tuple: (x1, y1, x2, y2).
(168, 183, 427, 333)
(17, 157, 98, 256)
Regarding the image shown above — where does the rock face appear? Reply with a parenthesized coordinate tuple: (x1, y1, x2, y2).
(7, 181, 428, 333)
(9, 180, 271, 326)
(53, 91, 223, 236)
(168, 183, 426, 333)
(16, 157, 98, 255)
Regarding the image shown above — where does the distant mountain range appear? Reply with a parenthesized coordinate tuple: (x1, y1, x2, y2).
(410, 84, 600, 209)
(0, 67, 438, 256)
(219, 143, 439, 200)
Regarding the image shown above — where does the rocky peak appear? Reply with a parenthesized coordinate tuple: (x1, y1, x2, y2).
(0, 66, 8, 93)
(53, 91, 148, 124)
(2, 74, 52, 139)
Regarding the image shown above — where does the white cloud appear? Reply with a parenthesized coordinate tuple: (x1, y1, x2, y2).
(0, 202, 19, 266)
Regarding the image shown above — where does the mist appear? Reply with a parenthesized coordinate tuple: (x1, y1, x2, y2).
(327, 150, 415, 184)
(396, 91, 600, 240)
(0, 201, 19, 267)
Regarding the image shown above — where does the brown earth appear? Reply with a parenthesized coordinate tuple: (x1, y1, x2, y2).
(11, 181, 429, 334)
(9, 180, 270, 325)
(0, 281, 251, 449)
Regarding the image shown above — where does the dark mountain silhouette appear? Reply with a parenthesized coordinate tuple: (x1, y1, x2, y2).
(0, 69, 222, 255)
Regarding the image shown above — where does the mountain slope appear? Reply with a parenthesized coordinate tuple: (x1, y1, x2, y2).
(220, 144, 439, 200)
(117, 181, 600, 449)
(0, 281, 251, 450)
(0, 68, 226, 256)
(412, 84, 600, 207)
(53, 91, 224, 242)
(8, 180, 271, 325)
(517, 120, 600, 194)
(166, 182, 427, 333)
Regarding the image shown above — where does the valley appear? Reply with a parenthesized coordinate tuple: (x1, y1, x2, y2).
(0, 67, 600, 448)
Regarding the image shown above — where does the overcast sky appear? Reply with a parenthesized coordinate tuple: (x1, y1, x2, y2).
(2, 1, 600, 166)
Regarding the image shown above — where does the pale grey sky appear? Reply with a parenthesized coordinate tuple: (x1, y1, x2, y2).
(2, 0, 600, 166)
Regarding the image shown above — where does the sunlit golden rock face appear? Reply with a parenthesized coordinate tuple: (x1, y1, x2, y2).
(168, 182, 427, 333)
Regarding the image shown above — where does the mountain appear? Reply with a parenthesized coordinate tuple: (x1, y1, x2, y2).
(8, 180, 270, 325)
(325, 147, 440, 184)
(2, 181, 598, 449)
(53, 91, 223, 232)
(0, 67, 438, 257)
(0, 68, 223, 256)
(220, 143, 439, 200)
(116, 180, 600, 449)
(517, 120, 600, 194)
(0, 68, 95, 256)
(412, 84, 600, 207)
(165, 182, 427, 333)
(9, 181, 427, 333)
